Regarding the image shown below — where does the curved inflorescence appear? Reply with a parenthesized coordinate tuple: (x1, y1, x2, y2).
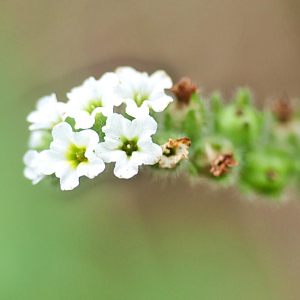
(23, 66, 300, 200)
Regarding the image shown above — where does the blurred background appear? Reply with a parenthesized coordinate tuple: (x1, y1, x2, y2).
(1, 0, 300, 299)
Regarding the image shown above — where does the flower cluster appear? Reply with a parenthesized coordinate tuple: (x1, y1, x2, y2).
(24, 67, 186, 190)
(24, 67, 300, 201)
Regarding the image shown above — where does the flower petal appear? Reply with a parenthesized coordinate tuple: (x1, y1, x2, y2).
(59, 167, 80, 191)
(23, 150, 45, 184)
(125, 99, 150, 119)
(96, 142, 124, 163)
(136, 139, 162, 164)
(28, 130, 52, 150)
(24, 167, 38, 180)
(32, 175, 45, 185)
(148, 91, 173, 112)
(149, 70, 173, 91)
(72, 129, 99, 149)
(67, 77, 100, 106)
(51, 122, 73, 148)
(97, 72, 119, 89)
(23, 149, 38, 166)
(115, 66, 142, 91)
(102, 113, 131, 140)
(77, 155, 105, 179)
(113, 85, 134, 106)
(27, 94, 66, 130)
(113, 153, 139, 179)
(36, 93, 58, 110)
(91, 106, 113, 119)
(129, 116, 158, 140)
(38, 149, 66, 175)
(65, 109, 94, 130)
(138, 72, 153, 96)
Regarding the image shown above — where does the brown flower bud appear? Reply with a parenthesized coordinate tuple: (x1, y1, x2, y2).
(272, 94, 293, 123)
(159, 137, 191, 169)
(171, 77, 199, 105)
(210, 153, 238, 177)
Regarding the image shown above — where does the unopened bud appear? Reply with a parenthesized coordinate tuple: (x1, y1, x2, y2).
(171, 77, 199, 105)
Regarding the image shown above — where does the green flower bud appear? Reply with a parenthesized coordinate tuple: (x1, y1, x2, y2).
(217, 98, 262, 148)
(241, 148, 295, 197)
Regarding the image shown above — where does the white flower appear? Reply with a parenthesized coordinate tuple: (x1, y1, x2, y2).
(113, 66, 173, 118)
(95, 113, 162, 179)
(28, 130, 53, 150)
(39, 122, 105, 190)
(23, 150, 45, 184)
(65, 73, 119, 129)
(27, 93, 67, 130)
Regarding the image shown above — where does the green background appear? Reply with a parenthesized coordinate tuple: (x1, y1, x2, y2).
(1, 0, 300, 298)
